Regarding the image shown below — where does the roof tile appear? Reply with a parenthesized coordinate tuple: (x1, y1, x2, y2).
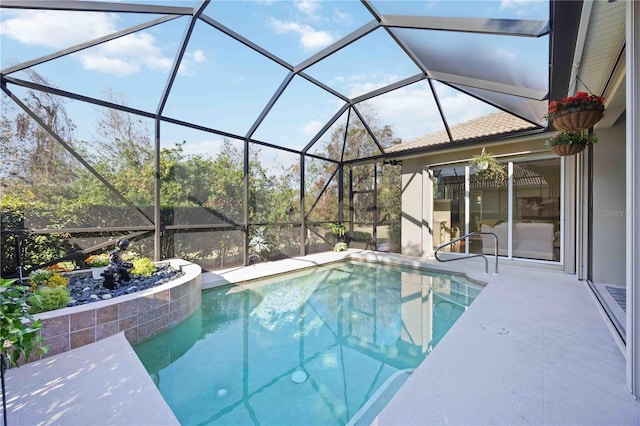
(387, 111, 537, 153)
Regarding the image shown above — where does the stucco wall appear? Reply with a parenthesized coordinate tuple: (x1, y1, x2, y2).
(401, 158, 425, 256)
(592, 116, 626, 285)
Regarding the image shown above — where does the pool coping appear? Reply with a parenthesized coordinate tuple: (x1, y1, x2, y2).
(201, 249, 490, 290)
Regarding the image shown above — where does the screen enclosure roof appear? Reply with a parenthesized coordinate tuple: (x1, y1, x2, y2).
(0, 0, 581, 164)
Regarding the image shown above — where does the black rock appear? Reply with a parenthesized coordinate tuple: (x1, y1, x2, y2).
(66, 264, 185, 308)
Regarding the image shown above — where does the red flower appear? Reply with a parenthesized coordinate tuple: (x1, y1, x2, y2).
(545, 92, 605, 120)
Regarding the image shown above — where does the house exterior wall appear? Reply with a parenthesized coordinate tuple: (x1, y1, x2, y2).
(401, 158, 426, 257)
(592, 116, 627, 285)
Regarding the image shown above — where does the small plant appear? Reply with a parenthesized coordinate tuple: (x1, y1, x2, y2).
(44, 273, 69, 288)
(0, 278, 48, 367)
(333, 242, 348, 252)
(545, 131, 598, 148)
(28, 270, 69, 292)
(470, 148, 507, 183)
(249, 227, 271, 261)
(131, 258, 157, 276)
(330, 222, 346, 237)
(28, 286, 71, 314)
(85, 254, 110, 267)
(28, 269, 54, 287)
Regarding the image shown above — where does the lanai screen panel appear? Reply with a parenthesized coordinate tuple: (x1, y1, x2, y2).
(0, 0, 556, 268)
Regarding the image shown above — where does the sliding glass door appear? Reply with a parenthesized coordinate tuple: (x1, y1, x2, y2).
(432, 157, 561, 263)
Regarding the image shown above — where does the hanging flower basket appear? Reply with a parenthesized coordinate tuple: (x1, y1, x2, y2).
(550, 105, 604, 132)
(469, 148, 507, 183)
(545, 92, 605, 132)
(551, 143, 586, 156)
(545, 131, 597, 156)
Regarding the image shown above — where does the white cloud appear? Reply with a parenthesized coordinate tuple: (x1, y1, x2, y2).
(180, 138, 226, 158)
(1, 10, 173, 77)
(78, 54, 140, 76)
(294, 0, 321, 16)
(267, 18, 335, 50)
(0, 10, 116, 48)
(178, 50, 208, 76)
(192, 50, 206, 64)
(302, 120, 324, 137)
(332, 8, 353, 26)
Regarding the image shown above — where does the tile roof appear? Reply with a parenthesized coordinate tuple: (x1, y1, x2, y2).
(387, 111, 539, 154)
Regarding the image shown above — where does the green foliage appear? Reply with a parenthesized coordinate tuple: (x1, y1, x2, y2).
(28, 269, 54, 287)
(545, 131, 598, 148)
(28, 286, 71, 314)
(27, 270, 68, 292)
(1, 77, 403, 268)
(330, 222, 346, 236)
(470, 148, 507, 183)
(45, 273, 69, 288)
(249, 227, 271, 256)
(85, 254, 110, 267)
(1, 278, 48, 367)
(132, 258, 157, 276)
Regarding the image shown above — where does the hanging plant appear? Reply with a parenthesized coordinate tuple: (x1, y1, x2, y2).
(545, 131, 598, 156)
(470, 148, 507, 183)
(545, 92, 605, 131)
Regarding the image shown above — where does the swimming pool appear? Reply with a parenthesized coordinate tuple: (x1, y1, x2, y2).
(134, 261, 482, 425)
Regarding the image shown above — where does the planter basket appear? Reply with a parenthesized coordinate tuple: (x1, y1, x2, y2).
(551, 105, 604, 131)
(551, 143, 587, 156)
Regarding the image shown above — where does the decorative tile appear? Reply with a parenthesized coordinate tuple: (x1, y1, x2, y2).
(70, 328, 96, 349)
(70, 310, 96, 331)
(97, 305, 118, 324)
(41, 315, 69, 338)
(96, 320, 119, 340)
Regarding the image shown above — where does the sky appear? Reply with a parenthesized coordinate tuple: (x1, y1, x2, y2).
(0, 0, 550, 168)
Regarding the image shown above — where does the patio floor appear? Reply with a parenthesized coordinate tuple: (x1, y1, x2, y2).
(2, 250, 639, 425)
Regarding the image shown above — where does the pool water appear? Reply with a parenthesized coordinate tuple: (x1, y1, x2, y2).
(134, 261, 482, 425)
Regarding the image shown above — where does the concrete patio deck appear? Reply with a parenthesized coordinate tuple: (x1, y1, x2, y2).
(2, 250, 639, 425)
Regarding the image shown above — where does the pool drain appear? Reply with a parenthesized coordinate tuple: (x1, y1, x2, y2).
(291, 371, 308, 384)
(217, 389, 228, 397)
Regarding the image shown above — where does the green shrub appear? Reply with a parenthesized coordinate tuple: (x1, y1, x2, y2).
(29, 286, 71, 314)
(28, 269, 54, 286)
(1, 278, 48, 367)
(132, 258, 157, 276)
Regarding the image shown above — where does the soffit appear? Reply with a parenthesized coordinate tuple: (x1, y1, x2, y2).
(573, 1, 626, 100)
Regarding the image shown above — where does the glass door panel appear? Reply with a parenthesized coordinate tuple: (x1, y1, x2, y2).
(512, 158, 561, 261)
(432, 167, 466, 253)
(469, 165, 508, 256)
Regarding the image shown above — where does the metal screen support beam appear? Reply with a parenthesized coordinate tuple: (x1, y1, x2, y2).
(338, 165, 344, 224)
(349, 167, 354, 236)
(154, 119, 161, 261)
(300, 154, 306, 256)
(244, 138, 250, 265)
(626, 0, 640, 399)
(373, 163, 378, 247)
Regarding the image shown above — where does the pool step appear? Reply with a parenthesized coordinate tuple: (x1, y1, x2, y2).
(346, 368, 414, 426)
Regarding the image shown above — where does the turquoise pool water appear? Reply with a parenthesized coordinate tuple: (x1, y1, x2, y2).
(134, 261, 482, 425)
